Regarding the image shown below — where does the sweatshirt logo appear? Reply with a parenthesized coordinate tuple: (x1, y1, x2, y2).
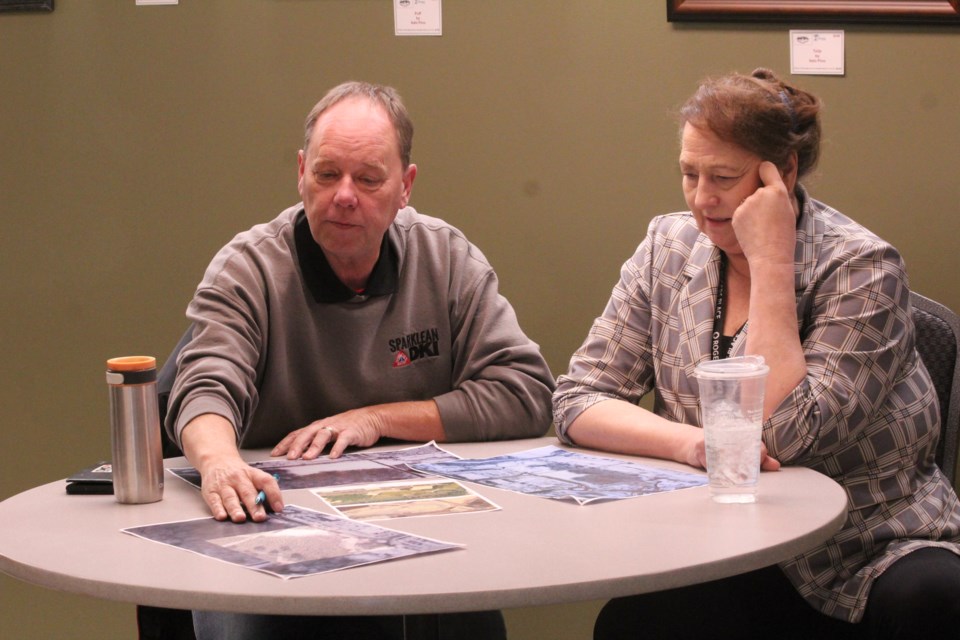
(390, 328, 441, 368)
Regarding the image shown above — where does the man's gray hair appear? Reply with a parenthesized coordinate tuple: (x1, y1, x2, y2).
(303, 81, 414, 168)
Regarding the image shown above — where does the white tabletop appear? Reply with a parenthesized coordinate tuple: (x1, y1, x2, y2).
(0, 437, 847, 615)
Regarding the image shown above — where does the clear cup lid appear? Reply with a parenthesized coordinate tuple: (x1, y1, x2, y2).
(694, 355, 769, 379)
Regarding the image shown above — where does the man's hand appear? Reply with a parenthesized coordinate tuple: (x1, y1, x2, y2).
(271, 406, 387, 460)
(198, 456, 282, 522)
(272, 400, 446, 461)
(181, 414, 284, 522)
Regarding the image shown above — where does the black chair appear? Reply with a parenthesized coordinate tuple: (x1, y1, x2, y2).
(156, 326, 193, 458)
(911, 292, 960, 486)
(137, 326, 196, 640)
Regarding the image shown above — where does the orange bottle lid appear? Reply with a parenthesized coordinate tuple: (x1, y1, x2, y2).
(106, 356, 157, 372)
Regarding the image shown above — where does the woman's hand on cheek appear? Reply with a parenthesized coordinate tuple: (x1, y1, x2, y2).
(732, 161, 797, 268)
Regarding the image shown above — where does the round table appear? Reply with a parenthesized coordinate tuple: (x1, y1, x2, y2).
(0, 437, 847, 615)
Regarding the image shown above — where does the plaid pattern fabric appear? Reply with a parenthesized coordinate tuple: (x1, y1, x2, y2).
(554, 188, 960, 623)
(912, 303, 959, 479)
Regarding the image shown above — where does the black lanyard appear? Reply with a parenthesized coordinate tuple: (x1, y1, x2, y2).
(711, 255, 747, 360)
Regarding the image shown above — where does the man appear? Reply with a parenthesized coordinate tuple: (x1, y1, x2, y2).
(165, 82, 554, 639)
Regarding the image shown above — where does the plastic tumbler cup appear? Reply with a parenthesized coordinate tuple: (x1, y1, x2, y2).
(694, 356, 769, 504)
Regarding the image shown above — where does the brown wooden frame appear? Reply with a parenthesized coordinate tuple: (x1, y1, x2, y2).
(0, 0, 53, 12)
(667, 1, 960, 25)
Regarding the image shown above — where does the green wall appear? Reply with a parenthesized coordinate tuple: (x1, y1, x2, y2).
(1, 2, 958, 637)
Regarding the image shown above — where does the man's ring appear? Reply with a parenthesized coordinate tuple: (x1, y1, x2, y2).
(322, 426, 337, 437)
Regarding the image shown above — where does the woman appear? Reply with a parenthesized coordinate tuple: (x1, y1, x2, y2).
(553, 69, 960, 639)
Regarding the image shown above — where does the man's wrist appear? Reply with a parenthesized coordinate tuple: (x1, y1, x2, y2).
(181, 413, 241, 471)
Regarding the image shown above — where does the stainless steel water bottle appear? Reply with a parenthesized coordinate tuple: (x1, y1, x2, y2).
(106, 356, 164, 504)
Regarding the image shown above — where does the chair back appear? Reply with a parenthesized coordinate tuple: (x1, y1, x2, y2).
(911, 292, 960, 485)
(157, 326, 194, 458)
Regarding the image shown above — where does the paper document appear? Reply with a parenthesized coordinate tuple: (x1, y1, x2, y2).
(124, 504, 462, 579)
(414, 445, 708, 505)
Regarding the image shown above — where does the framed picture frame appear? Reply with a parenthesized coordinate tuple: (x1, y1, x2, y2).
(0, 0, 53, 12)
(666, 1, 960, 25)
